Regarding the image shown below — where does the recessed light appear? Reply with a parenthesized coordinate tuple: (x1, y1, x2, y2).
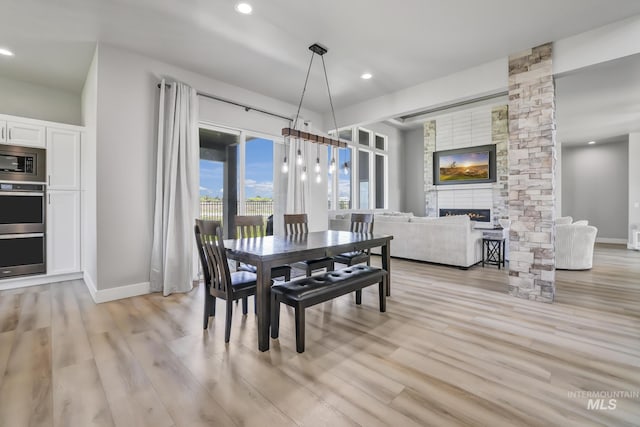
(235, 2, 252, 14)
(360, 73, 372, 80)
(588, 140, 596, 145)
(0, 48, 14, 57)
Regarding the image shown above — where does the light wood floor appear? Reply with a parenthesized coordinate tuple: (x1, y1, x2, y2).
(1, 244, 639, 426)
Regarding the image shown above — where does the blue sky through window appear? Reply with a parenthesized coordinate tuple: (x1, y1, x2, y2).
(199, 137, 274, 199)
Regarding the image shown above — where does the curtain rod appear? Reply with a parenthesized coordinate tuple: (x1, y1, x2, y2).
(157, 82, 292, 123)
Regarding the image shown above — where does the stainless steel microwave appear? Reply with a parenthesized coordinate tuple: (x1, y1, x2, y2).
(0, 144, 46, 183)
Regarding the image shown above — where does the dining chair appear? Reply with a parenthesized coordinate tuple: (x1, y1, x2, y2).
(284, 214, 334, 276)
(194, 219, 257, 342)
(333, 213, 374, 267)
(234, 215, 291, 281)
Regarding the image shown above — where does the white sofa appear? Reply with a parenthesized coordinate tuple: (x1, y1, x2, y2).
(556, 222, 598, 270)
(329, 213, 483, 268)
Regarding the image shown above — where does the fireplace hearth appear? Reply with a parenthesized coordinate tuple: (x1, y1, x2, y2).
(439, 208, 491, 222)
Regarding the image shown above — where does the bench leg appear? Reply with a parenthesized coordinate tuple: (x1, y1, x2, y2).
(355, 289, 362, 305)
(379, 277, 387, 313)
(295, 305, 305, 353)
(271, 294, 280, 339)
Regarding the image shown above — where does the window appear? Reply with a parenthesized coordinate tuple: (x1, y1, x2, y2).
(358, 150, 370, 209)
(338, 147, 352, 209)
(328, 127, 387, 211)
(375, 154, 385, 208)
(244, 136, 274, 218)
(358, 128, 371, 146)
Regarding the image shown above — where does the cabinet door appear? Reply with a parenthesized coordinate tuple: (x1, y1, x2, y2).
(47, 191, 80, 275)
(7, 121, 45, 148)
(46, 128, 81, 190)
(0, 121, 6, 143)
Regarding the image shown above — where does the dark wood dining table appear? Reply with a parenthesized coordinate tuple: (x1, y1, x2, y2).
(224, 230, 393, 351)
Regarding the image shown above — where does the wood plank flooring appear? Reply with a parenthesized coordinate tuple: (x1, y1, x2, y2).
(0, 244, 638, 426)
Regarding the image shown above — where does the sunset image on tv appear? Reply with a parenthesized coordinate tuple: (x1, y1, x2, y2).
(439, 151, 490, 181)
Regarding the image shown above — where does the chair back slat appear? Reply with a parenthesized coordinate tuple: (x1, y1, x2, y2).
(195, 219, 231, 296)
(350, 213, 374, 233)
(284, 214, 309, 236)
(235, 215, 264, 238)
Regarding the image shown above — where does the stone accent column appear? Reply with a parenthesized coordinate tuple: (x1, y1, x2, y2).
(423, 120, 437, 216)
(507, 43, 557, 303)
(492, 105, 509, 220)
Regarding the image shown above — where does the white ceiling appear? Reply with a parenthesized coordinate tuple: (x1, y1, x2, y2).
(556, 53, 640, 145)
(1, 0, 640, 113)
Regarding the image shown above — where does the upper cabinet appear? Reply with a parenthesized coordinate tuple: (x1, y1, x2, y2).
(46, 128, 81, 190)
(2, 121, 46, 148)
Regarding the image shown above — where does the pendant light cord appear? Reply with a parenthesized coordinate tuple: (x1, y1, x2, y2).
(321, 55, 340, 138)
(293, 51, 315, 129)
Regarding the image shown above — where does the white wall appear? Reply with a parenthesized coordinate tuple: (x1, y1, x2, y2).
(0, 75, 81, 125)
(80, 46, 99, 293)
(562, 140, 629, 241)
(629, 133, 640, 247)
(94, 43, 323, 290)
(402, 127, 426, 216)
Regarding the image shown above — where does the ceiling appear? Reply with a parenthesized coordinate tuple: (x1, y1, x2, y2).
(556, 53, 640, 145)
(1, 0, 640, 114)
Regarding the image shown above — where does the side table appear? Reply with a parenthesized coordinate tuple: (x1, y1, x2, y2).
(482, 237, 505, 269)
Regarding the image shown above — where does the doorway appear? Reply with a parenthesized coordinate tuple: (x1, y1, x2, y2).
(199, 126, 238, 238)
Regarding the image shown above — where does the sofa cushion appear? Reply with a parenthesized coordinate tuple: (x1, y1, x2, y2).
(374, 215, 411, 223)
(409, 216, 436, 223)
(572, 220, 589, 226)
(556, 216, 573, 225)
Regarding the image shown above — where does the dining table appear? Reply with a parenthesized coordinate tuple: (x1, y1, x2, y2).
(224, 230, 393, 351)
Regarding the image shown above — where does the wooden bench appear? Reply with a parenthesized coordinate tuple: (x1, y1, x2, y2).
(270, 265, 388, 353)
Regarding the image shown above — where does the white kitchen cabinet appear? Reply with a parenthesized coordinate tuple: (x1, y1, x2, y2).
(6, 121, 45, 148)
(47, 190, 81, 275)
(0, 121, 6, 143)
(46, 128, 81, 190)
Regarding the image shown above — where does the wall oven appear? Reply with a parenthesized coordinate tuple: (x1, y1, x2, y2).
(0, 182, 46, 278)
(0, 144, 46, 183)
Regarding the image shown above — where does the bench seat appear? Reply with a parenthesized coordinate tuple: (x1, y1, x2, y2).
(271, 265, 388, 352)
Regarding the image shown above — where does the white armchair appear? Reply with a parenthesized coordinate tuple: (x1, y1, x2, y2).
(556, 224, 598, 269)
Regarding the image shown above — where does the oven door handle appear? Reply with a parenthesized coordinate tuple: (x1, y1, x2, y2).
(0, 233, 45, 239)
(0, 191, 45, 196)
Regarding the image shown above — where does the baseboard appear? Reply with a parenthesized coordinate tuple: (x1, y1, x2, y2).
(83, 272, 98, 302)
(89, 280, 151, 304)
(596, 238, 628, 244)
(0, 272, 83, 292)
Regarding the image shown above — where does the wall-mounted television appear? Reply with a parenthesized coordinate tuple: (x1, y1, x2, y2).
(433, 144, 497, 185)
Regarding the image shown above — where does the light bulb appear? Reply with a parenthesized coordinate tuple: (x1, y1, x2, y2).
(343, 162, 349, 175)
(281, 158, 288, 173)
(314, 158, 321, 173)
(315, 174, 322, 184)
(300, 167, 307, 181)
(296, 149, 303, 165)
(329, 158, 335, 174)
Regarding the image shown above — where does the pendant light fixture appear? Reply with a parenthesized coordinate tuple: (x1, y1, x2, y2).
(283, 43, 347, 183)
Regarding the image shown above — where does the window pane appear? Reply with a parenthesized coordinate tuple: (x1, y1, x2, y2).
(358, 129, 371, 146)
(338, 129, 352, 142)
(245, 137, 274, 221)
(375, 134, 385, 150)
(359, 150, 370, 209)
(199, 157, 224, 221)
(376, 154, 385, 209)
(327, 146, 333, 209)
(338, 147, 352, 209)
